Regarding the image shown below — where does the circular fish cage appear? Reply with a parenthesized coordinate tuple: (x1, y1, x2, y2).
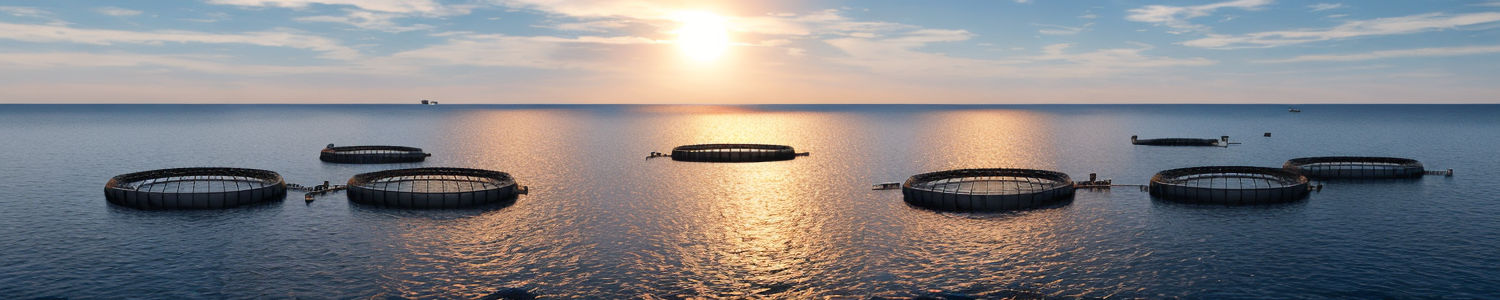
(1131, 135, 1220, 146)
(902, 168, 1075, 211)
(320, 144, 430, 164)
(346, 167, 524, 208)
(669, 144, 803, 163)
(104, 167, 287, 209)
(1283, 156, 1424, 179)
(1149, 166, 1310, 204)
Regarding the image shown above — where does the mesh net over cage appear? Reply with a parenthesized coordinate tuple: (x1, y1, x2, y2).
(1149, 166, 1310, 204)
(1283, 156, 1424, 179)
(320, 145, 431, 164)
(346, 167, 523, 208)
(104, 167, 287, 209)
(670, 144, 802, 163)
(902, 168, 1075, 211)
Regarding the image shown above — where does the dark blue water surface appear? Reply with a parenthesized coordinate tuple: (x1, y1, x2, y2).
(1, 104, 1497, 299)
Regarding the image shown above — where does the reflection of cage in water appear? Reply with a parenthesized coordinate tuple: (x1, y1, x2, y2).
(320, 144, 430, 164)
(670, 144, 804, 163)
(902, 168, 1075, 211)
(346, 167, 524, 208)
(1283, 156, 1424, 179)
(104, 167, 287, 209)
(1150, 166, 1310, 204)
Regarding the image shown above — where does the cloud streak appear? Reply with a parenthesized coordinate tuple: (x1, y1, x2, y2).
(1258, 45, 1500, 63)
(296, 10, 435, 32)
(0, 52, 365, 75)
(390, 33, 665, 70)
(1035, 23, 1092, 35)
(1183, 12, 1500, 48)
(1126, 0, 1272, 33)
(95, 7, 142, 16)
(1307, 3, 1343, 12)
(207, 0, 446, 14)
(825, 31, 1213, 78)
(0, 22, 360, 59)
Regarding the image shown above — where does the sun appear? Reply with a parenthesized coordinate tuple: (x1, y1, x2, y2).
(672, 11, 730, 62)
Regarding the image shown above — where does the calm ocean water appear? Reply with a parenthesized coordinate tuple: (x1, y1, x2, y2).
(1, 104, 1497, 299)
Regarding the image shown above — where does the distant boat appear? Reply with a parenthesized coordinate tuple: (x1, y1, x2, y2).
(420, 99, 438, 105)
(1288, 107, 1301, 113)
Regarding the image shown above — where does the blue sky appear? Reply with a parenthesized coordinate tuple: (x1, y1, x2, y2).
(2, 0, 1498, 103)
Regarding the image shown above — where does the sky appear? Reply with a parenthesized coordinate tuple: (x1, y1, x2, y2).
(1, 0, 1499, 104)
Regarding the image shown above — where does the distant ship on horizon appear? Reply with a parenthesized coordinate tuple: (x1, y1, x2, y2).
(420, 99, 438, 105)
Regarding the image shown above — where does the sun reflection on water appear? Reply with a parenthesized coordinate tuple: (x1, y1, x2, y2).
(359, 108, 603, 298)
(621, 108, 859, 297)
(916, 109, 1060, 171)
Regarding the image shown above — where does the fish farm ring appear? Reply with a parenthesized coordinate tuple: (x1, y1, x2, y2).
(1283, 156, 1424, 179)
(1131, 135, 1222, 146)
(1149, 166, 1310, 204)
(104, 167, 287, 209)
(670, 144, 805, 163)
(320, 145, 430, 164)
(346, 167, 525, 208)
(902, 168, 1075, 211)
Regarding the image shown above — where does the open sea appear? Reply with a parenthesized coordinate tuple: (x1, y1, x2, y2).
(1, 104, 1497, 299)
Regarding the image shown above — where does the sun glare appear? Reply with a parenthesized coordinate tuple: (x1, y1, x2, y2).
(673, 11, 730, 62)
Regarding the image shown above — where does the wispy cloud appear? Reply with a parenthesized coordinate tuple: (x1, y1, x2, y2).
(0, 6, 68, 25)
(1126, 0, 1273, 33)
(207, 0, 445, 14)
(390, 33, 664, 70)
(1183, 12, 1500, 48)
(183, 12, 233, 23)
(95, 7, 142, 17)
(498, 1, 912, 38)
(1035, 23, 1092, 35)
(537, 19, 633, 32)
(1258, 45, 1500, 63)
(1308, 3, 1343, 12)
(1, 6, 51, 18)
(0, 52, 367, 75)
(825, 30, 1213, 78)
(1030, 43, 1216, 69)
(296, 9, 434, 32)
(0, 22, 360, 59)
